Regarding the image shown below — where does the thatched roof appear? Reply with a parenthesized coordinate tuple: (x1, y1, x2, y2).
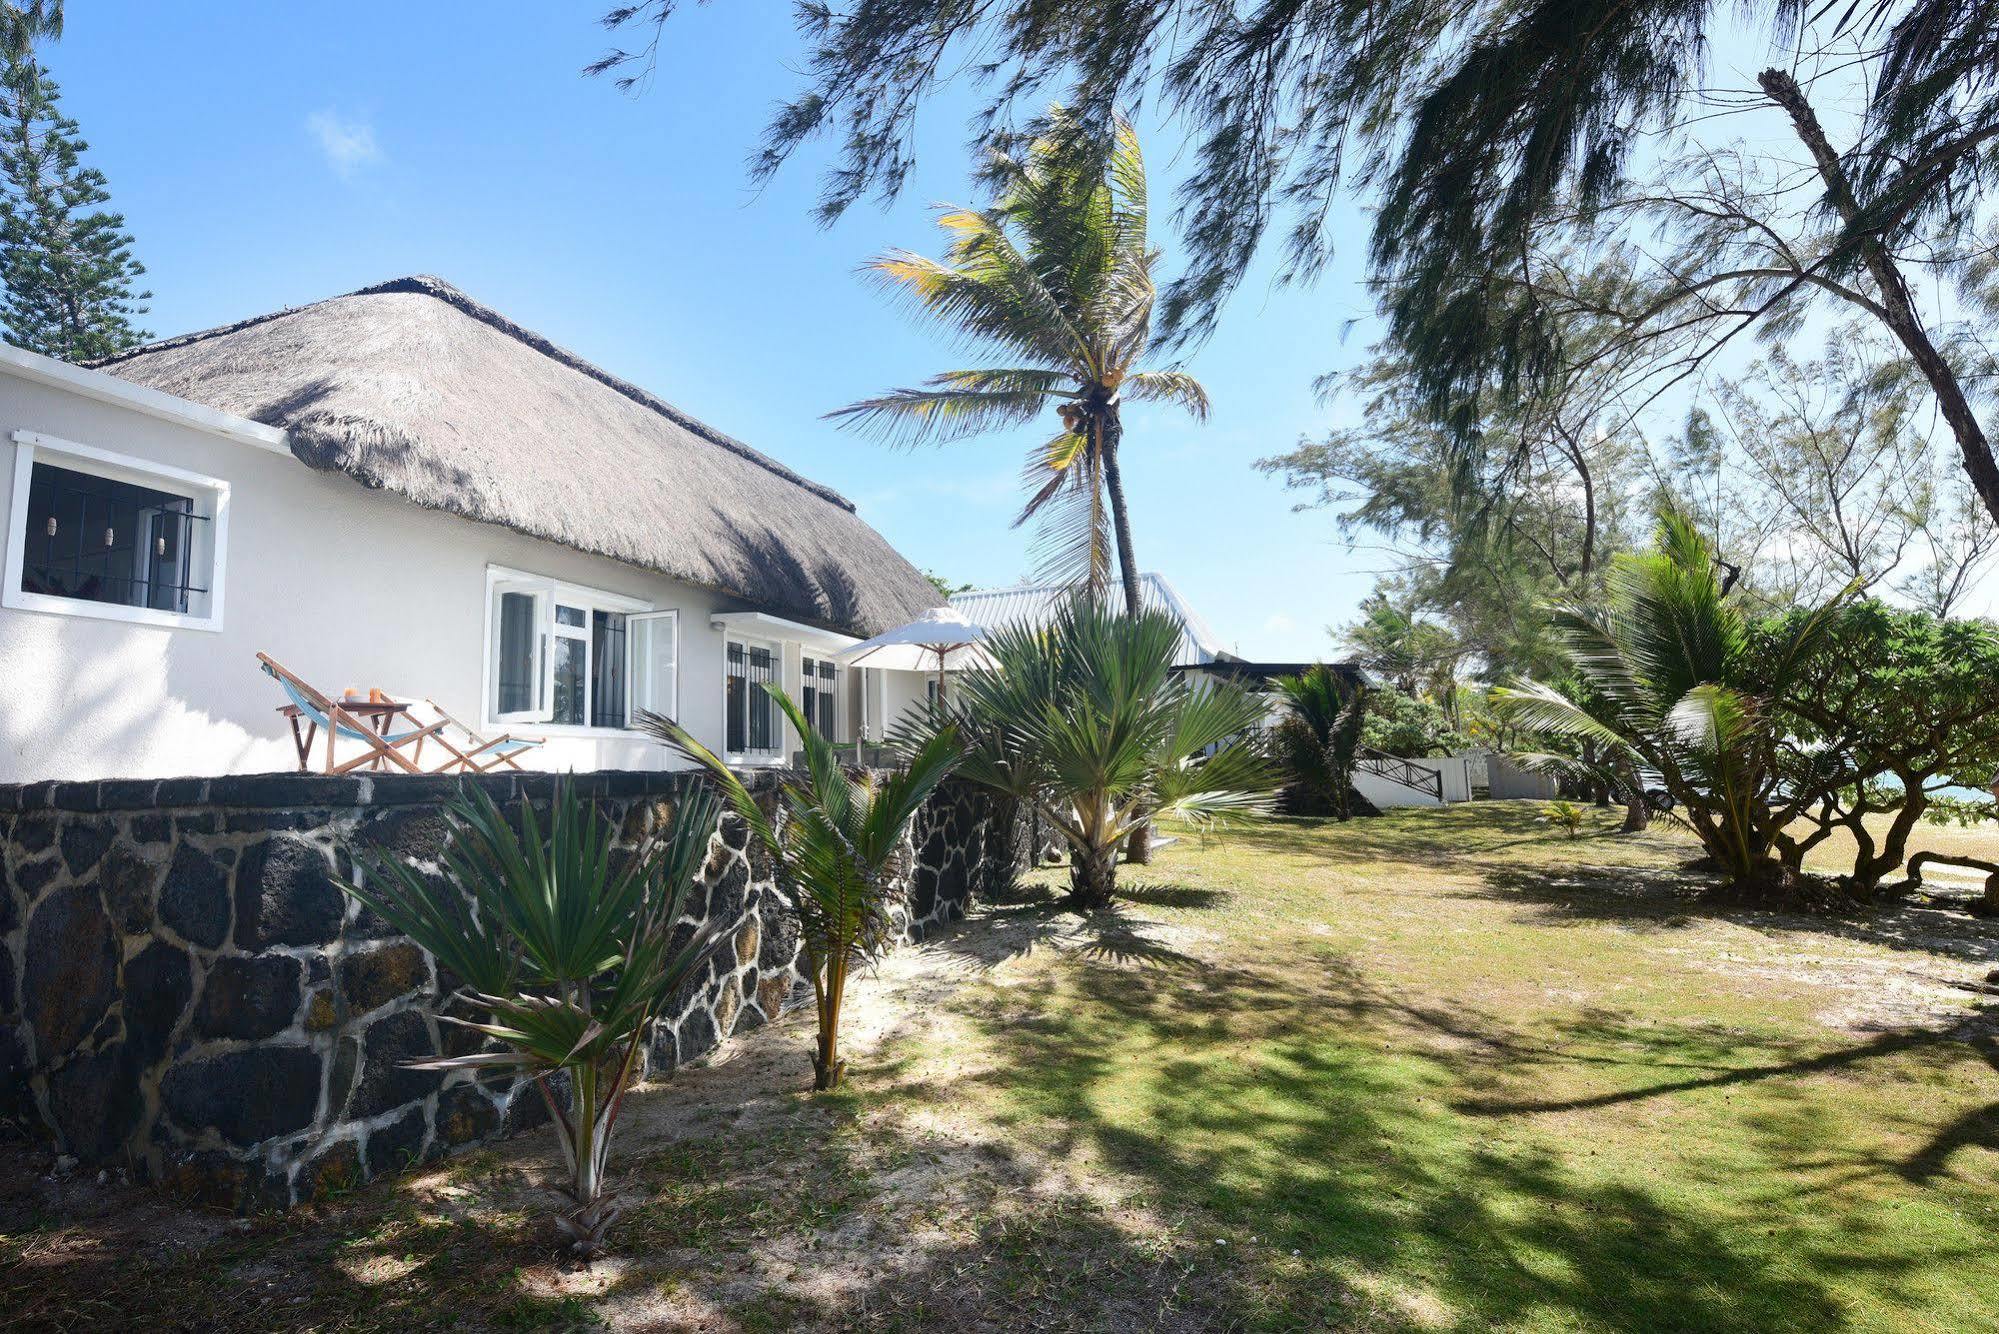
(93, 275, 940, 636)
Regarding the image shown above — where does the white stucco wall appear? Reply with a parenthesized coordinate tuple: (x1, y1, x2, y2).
(0, 365, 928, 782)
(1354, 756, 1474, 808)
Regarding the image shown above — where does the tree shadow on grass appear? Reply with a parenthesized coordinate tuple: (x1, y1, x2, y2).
(1468, 859, 1999, 965)
(923, 953, 1994, 1331)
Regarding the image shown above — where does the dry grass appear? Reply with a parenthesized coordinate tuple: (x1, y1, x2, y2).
(5, 802, 1998, 1331)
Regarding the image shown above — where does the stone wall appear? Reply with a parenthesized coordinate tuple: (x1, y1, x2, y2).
(0, 769, 1012, 1211)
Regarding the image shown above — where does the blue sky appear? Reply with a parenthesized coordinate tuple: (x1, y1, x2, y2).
(40, 2, 1389, 660)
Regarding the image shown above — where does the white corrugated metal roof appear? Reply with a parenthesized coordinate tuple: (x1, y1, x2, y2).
(950, 573, 1227, 668)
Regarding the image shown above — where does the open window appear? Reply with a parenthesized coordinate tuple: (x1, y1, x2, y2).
(626, 610, 678, 725)
(489, 576, 551, 724)
(485, 567, 654, 731)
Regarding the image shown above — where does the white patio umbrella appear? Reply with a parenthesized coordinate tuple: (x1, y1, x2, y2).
(835, 605, 993, 704)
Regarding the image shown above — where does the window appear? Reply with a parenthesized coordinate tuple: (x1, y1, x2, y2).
(5, 432, 228, 631)
(801, 654, 839, 741)
(484, 567, 668, 731)
(726, 638, 781, 760)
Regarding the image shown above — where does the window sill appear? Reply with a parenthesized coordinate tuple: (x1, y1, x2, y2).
(0, 588, 221, 633)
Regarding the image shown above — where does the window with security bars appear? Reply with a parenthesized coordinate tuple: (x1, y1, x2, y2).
(726, 640, 780, 758)
(800, 655, 838, 741)
(19, 460, 210, 614)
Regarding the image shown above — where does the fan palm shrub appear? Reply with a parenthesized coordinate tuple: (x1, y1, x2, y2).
(339, 780, 721, 1258)
(914, 599, 1278, 909)
(639, 691, 961, 1091)
(830, 108, 1206, 613)
(1271, 665, 1368, 818)
(1490, 508, 1848, 893)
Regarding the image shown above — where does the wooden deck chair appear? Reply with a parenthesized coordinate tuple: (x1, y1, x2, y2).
(419, 699, 544, 774)
(258, 653, 449, 775)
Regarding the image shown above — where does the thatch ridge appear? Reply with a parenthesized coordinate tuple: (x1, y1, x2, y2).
(92, 274, 853, 510)
(95, 276, 943, 636)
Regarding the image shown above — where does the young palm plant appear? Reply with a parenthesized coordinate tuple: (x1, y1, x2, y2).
(912, 599, 1278, 909)
(1271, 665, 1369, 819)
(639, 691, 961, 1091)
(1490, 508, 1849, 892)
(339, 780, 721, 1258)
(829, 108, 1206, 613)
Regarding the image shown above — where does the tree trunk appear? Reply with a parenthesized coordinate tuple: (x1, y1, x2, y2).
(1760, 68, 1999, 531)
(1068, 842, 1119, 910)
(1099, 407, 1144, 617)
(1100, 406, 1153, 864)
(1620, 785, 1649, 833)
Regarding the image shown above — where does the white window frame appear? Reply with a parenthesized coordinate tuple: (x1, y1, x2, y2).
(480, 564, 656, 736)
(723, 633, 787, 765)
(4, 431, 230, 632)
(626, 608, 680, 727)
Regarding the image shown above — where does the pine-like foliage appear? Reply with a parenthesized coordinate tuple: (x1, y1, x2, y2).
(0, 50, 149, 361)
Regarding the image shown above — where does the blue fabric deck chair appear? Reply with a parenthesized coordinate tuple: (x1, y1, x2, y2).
(258, 652, 450, 774)
(419, 698, 545, 774)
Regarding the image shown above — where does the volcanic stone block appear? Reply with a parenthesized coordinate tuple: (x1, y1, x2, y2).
(159, 842, 231, 950)
(13, 855, 60, 901)
(59, 821, 115, 878)
(361, 806, 451, 863)
(677, 1006, 718, 1066)
(99, 845, 164, 934)
(159, 1147, 273, 1213)
(234, 838, 345, 949)
(195, 954, 304, 1041)
(436, 1083, 500, 1146)
(301, 1138, 362, 1202)
(338, 941, 426, 1016)
(48, 1043, 142, 1161)
(347, 1009, 443, 1119)
(13, 813, 56, 854)
(22, 884, 119, 1061)
(161, 1046, 323, 1147)
(122, 941, 194, 1069)
(366, 1106, 429, 1178)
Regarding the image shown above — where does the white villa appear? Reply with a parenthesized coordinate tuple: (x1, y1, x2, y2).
(0, 276, 943, 782)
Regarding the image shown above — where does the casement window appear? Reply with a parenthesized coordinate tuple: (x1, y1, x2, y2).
(800, 654, 839, 741)
(484, 566, 675, 731)
(4, 432, 229, 632)
(725, 637, 782, 761)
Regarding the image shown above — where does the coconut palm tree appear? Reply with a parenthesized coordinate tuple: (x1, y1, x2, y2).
(640, 692, 961, 1091)
(911, 599, 1277, 908)
(338, 780, 721, 1258)
(1490, 508, 1848, 892)
(829, 109, 1207, 615)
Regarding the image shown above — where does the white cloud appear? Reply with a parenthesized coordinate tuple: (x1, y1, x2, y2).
(306, 110, 381, 179)
(1263, 612, 1297, 635)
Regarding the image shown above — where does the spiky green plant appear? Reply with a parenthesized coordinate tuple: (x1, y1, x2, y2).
(828, 108, 1206, 613)
(1491, 508, 1849, 891)
(913, 599, 1278, 909)
(338, 780, 720, 1258)
(1271, 665, 1368, 819)
(1544, 799, 1588, 839)
(639, 690, 961, 1091)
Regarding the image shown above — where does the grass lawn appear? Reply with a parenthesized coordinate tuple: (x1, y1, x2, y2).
(6, 803, 1999, 1331)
